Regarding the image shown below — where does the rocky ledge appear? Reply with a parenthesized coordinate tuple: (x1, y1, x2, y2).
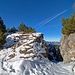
(1, 32, 48, 61)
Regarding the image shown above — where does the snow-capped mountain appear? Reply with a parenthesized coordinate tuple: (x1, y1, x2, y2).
(46, 41, 60, 45)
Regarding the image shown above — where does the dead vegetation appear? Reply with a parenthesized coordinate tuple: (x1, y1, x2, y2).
(19, 49, 33, 54)
(9, 53, 15, 59)
(20, 55, 34, 59)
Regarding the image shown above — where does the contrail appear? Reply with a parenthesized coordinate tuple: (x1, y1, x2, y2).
(35, 14, 55, 27)
(38, 9, 67, 28)
(35, 17, 50, 27)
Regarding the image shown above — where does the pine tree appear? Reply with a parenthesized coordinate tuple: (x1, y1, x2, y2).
(18, 22, 36, 33)
(62, 13, 75, 35)
(7, 27, 18, 33)
(0, 17, 6, 47)
(0, 17, 6, 33)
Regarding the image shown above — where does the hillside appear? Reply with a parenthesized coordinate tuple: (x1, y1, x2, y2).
(0, 32, 75, 75)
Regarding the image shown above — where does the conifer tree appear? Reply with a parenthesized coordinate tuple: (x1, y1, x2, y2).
(62, 13, 75, 35)
(7, 27, 18, 33)
(0, 17, 6, 47)
(18, 22, 36, 33)
(0, 17, 6, 33)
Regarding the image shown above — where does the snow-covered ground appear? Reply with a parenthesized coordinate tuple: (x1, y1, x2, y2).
(0, 32, 75, 75)
(0, 58, 75, 75)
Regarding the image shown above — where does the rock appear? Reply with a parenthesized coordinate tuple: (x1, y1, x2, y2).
(48, 43, 63, 61)
(3, 32, 48, 61)
(60, 33, 75, 63)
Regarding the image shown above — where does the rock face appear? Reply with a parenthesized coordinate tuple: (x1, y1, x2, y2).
(47, 43, 63, 61)
(60, 33, 75, 63)
(3, 32, 48, 61)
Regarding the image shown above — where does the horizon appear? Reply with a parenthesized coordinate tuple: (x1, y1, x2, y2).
(0, 0, 74, 41)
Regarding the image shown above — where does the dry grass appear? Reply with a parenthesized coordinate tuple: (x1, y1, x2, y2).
(9, 53, 15, 59)
(19, 50, 27, 54)
(19, 50, 33, 54)
(20, 55, 34, 59)
(72, 52, 75, 58)
(20, 56, 30, 58)
(26, 43, 29, 46)
(25, 47, 31, 50)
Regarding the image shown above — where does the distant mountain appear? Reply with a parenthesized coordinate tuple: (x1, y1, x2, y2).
(46, 41, 60, 45)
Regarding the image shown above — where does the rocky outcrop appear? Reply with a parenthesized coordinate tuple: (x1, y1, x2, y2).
(3, 32, 48, 61)
(60, 33, 75, 63)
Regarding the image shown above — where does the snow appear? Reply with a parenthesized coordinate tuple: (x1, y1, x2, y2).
(0, 32, 75, 75)
(27, 49, 33, 52)
(20, 53, 34, 57)
(32, 33, 42, 37)
(71, 57, 75, 61)
(0, 58, 75, 75)
(0, 53, 75, 75)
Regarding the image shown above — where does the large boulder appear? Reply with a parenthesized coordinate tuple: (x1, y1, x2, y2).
(60, 33, 75, 63)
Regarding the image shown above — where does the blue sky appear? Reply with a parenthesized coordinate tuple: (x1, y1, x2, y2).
(0, 0, 75, 41)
